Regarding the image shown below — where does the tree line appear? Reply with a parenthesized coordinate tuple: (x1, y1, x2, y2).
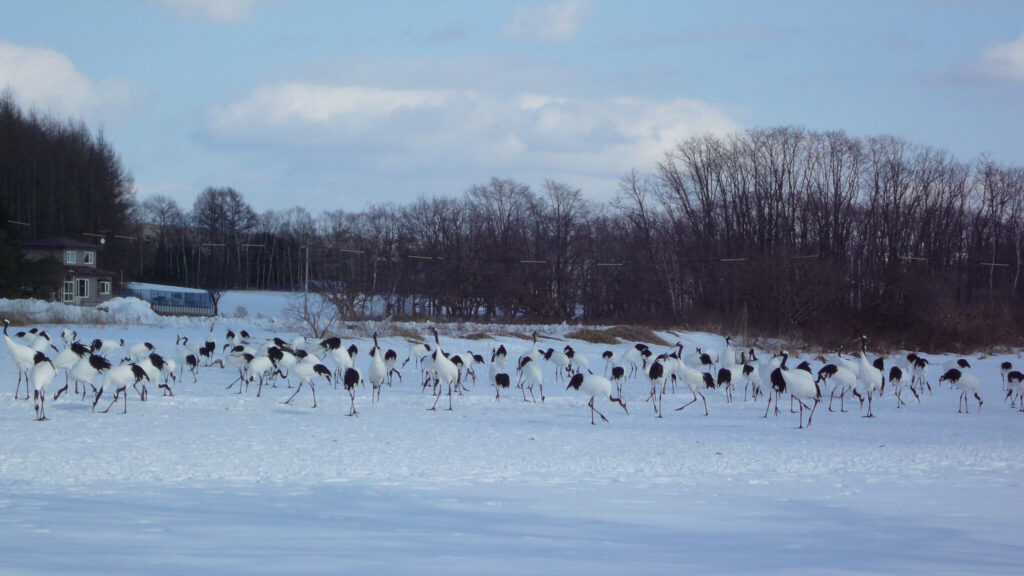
(139, 127, 1024, 348)
(3, 91, 1023, 347)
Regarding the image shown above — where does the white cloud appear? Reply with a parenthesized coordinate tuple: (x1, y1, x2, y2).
(976, 32, 1024, 83)
(0, 41, 140, 122)
(505, 0, 591, 43)
(212, 83, 451, 132)
(157, 0, 265, 23)
(204, 82, 738, 199)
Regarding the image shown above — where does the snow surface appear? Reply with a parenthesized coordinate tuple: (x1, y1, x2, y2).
(1, 299, 1022, 574)
(217, 290, 297, 323)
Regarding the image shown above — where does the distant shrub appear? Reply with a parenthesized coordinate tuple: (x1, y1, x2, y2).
(233, 306, 249, 319)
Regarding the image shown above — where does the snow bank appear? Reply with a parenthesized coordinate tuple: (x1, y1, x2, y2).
(0, 296, 164, 326)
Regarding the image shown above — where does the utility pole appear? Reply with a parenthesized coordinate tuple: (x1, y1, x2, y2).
(304, 243, 310, 313)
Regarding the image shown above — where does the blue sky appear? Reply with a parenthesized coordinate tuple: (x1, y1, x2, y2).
(1, 0, 1022, 212)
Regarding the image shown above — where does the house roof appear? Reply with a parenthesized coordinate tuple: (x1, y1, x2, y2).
(64, 265, 114, 278)
(22, 236, 102, 250)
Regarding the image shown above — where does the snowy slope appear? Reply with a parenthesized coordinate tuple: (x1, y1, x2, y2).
(0, 306, 1022, 574)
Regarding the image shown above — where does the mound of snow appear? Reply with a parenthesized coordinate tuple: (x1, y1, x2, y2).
(0, 296, 166, 326)
(93, 297, 165, 325)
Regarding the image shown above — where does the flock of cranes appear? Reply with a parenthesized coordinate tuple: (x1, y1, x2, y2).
(2, 317, 1014, 426)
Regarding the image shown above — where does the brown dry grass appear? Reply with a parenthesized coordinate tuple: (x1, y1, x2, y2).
(565, 328, 619, 345)
(605, 325, 670, 346)
(389, 326, 424, 342)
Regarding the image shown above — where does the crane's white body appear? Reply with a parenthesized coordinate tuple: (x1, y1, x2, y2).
(30, 354, 57, 420)
(939, 369, 983, 413)
(4, 319, 38, 400)
(94, 364, 148, 414)
(856, 340, 884, 418)
(284, 357, 331, 409)
(429, 329, 460, 411)
(516, 356, 544, 403)
(367, 334, 388, 402)
(566, 373, 628, 425)
(674, 362, 714, 416)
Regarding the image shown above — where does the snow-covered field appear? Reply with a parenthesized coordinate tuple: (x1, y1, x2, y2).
(1, 293, 1022, 574)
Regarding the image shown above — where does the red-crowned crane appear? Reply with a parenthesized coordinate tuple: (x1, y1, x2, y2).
(939, 368, 983, 413)
(284, 356, 332, 409)
(566, 372, 628, 425)
(769, 352, 821, 429)
(4, 318, 38, 400)
(343, 367, 362, 416)
(428, 327, 459, 411)
(30, 352, 57, 421)
(367, 332, 388, 402)
(853, 335, 884, 418)
(93, 364, 149, 414)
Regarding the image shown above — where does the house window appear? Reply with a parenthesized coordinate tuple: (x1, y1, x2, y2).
(77, 279, 89, 299)
(65, 250, 76, 264)
(83, 251, 95, 265)
(99, 280, 111, 295)
(63, 281, 74, 302)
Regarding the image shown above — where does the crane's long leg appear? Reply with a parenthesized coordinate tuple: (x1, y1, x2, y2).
(864, 391, 874, 418)
(807, 399, 820, 427)
(101, 390, 119, 413)
(159, 376, 174, 397)
(429, 381, 442, 411)
(676, 390, 699, 413)
(590, 397, 608, 424)
(284, 382, 303, 405)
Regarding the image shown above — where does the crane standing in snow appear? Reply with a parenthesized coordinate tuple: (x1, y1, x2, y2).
(566, 372, 628, 425)
(4, 318, 38, 400)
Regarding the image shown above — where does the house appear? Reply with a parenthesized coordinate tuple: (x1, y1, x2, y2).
(21, 237, 115, 306)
